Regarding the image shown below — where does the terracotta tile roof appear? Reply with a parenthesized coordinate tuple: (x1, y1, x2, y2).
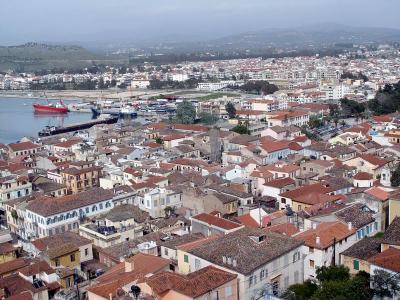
(365, 186, 390, 202)
(368, 247, 400, 272)
(334, 203, 375, 229)
(381, 217, 400, 246)
(353, 172, 373, 180)
(189, 227, 303, 275)
(54, 138, 82, 148)
(236, 214, 259, 228)
(192, 213, 243, 230)
(173, 124, 209, 132)
(47, 243, 78, 259)
(18, 261, 55, 276)
(280, 183, 334, 200)
(0, 258, 33, 276)
(123, 167, 143, 177)
(89, 253, 170, 298)
(264, 177, 295, 188)
(176, 235, 221, 252)
(146, 266, 237, 298)
(26, 187, 114, 217)
(294, 221, 356, 249)
(260, 140, 290, 153)
(265, 223, 299, 236)
(32, 231, 91, 252)
(341, 237, 381, 260)
(8, 141, 40, 152)
(360, 154, 388, 168)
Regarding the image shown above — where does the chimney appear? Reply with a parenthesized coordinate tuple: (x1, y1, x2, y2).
(125, 261, 133, 272)
(348, 222, 352, 230)
(109, 293, 112, 300)
(316, 236, 320, 245)
(232, 259, 237, 267)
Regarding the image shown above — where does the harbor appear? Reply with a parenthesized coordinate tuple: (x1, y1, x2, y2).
(38, 115, 119, 136)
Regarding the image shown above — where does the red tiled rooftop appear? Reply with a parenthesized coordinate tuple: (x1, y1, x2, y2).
(192, 213, 243, 230)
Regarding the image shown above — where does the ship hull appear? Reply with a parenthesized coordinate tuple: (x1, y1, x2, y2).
(33, 104, 69, 113)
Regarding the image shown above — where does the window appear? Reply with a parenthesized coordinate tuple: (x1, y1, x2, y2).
(70, 254, 76, 262)
(353, 260, 359, 270)
(55, 259, 60, 267)
(184, 255, 189, 263)
(211, 291, 219, 300)
(194, 258, 201, 270)
(310, 260, 315, 268)
(164, 248, 168, 256)
(260, 269, 265, 279)
(284, 276, 289, 288)
(225, 285, 233, 297)
(85, 248, 89, 256)
(284, 254, 289, 266)
(249, 275, 254, 287)
(294, 270, 299, 283)
(293, 251, 300, 262)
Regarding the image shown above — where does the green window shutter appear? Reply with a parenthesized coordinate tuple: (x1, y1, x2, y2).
(184, 254, 188, 263)
(353, 260, 359, 270)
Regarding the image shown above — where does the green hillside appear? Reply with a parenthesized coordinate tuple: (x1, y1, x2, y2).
(0, 43, 127, 72)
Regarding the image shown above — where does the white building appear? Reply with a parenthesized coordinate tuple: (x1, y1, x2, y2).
(24, 187, 115, 239)
(184, 228, 304, 300)
(294, 221, 357, 280)
(136, 188, 183, 218)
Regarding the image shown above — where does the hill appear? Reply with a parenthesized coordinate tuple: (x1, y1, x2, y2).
(0, 42, 127, 72)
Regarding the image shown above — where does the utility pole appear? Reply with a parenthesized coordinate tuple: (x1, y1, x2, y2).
(332, 237, 336, 266)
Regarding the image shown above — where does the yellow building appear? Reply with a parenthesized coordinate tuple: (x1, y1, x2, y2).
(341, 237, 381, 275)
(46, 243, 81, 269)
(60, 161, 102, 194)
(176, 235, 220, 274)
(0, 242, 18, 263)
(389, 198, 400, 226)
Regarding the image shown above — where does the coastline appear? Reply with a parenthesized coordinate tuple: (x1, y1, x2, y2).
(0, 88, 173, 102)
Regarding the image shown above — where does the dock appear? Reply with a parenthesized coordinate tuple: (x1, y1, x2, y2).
(38, 116, 119, 137)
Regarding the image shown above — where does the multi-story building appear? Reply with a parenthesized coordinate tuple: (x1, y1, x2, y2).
(24, 187, 115, 239)
(0, 174, 32, 204)
(294, 221, 357, 280)
(183, 227, 304, 300)
(136, 187, 183, 218)
(60, 161, 102, 194)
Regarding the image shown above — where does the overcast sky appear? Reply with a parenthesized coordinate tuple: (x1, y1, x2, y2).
(1, 0, 400, 46)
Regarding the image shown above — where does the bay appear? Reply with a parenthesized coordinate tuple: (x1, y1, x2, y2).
(0, 97, 92, 144)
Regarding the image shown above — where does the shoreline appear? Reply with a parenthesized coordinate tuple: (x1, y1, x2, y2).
(0, 88, 176, 102)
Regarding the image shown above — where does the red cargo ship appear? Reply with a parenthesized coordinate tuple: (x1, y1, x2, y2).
(33, 100, 69, 113)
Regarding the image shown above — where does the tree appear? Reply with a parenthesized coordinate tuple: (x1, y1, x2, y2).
(371, 269, 400, 298)
(285, 280, 318, 300)
(308, 116, 324, 129)
(368, 81, 400, 115)
(311, 275, 372, 300)
(230, 80, 278, 95)
(155, 137, 163, 144)
(340, 98, 365, 117)
(225, 102, 236, 119)
(316, 265, 350, 283)
(391, 163, 400, 187)
(175, 100, 196, 124)
(164, 206, 175, 218)
(231, 123, 250, 135)
(198, 112, 219, 125)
